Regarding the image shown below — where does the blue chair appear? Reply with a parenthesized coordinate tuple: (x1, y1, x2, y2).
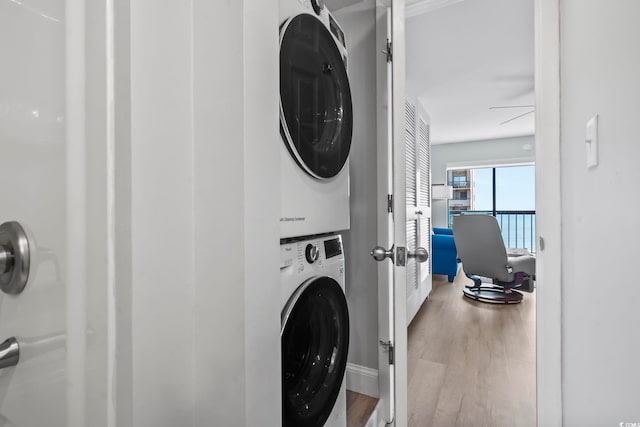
(432, 227, 459, 282)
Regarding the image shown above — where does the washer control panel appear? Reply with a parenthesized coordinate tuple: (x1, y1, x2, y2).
(280, 235, 344, 273)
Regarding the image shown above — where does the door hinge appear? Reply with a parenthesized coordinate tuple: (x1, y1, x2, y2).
(380, 340, 395, 365)
(387, 194, 393, 213)
(385, 39, 393, 63)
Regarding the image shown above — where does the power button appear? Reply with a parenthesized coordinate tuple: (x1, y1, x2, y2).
(305, 244, 319, 264)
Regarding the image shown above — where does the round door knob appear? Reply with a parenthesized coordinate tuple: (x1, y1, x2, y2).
(0, 221, 30, 295)
(371, 245, 394, 263)
(408, 247, 429, 263)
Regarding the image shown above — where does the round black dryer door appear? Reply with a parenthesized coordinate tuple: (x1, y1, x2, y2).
(281, 277, 349, 427)
(280, 14, 353, 180)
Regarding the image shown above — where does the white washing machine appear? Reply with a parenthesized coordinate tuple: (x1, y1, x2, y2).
(279, 0, 353, 239)
(280, 234, 349, 427)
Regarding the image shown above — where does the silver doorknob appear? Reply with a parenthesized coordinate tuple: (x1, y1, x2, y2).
(371, 245, 394, 263)
(0, 221, 30, 295)
(0, 337, 19, 369)
(408, 247, 429, 263)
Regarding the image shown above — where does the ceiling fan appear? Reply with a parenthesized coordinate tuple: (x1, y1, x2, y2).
(485, 70, 535, 125)
(489, 105, 535, 125)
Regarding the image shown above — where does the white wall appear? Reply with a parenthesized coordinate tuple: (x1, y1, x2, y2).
(239, 2, 281, 425)
(430, 135, 535, 227)
(335, 1, 380, 374)
(560, 1, 640, 423)
(126, 1, 280, 425)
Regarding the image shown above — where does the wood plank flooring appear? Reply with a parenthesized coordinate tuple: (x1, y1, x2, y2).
(347, 391, 378, 427)
(407, 272, 536, 427)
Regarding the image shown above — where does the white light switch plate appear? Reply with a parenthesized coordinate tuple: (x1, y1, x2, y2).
(586, 114, 598, 169)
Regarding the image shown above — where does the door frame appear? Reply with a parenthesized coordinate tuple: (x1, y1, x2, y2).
(389, 0, 408, 424)
(72, 0, 119, 425)
(534, 0, 563, 425)
(375, 2, 395, 424)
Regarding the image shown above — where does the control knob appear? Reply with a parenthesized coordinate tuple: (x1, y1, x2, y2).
(311, 0, 325, 15)
(305, 244, 320, 264)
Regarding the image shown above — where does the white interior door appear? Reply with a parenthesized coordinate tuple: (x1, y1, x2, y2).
(0, 2, 110, 426)
(374, 1, 413, 426)
(374, 5, 396, 423)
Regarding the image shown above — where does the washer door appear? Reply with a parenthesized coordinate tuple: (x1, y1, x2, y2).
(281, 276, 349, 427)
(280, 14, 353, 180)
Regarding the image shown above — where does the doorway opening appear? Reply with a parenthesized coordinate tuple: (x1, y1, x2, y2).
(404, 0, 537, 424)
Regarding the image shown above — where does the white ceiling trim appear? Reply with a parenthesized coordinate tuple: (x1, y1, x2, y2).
(405, 0, 465, 18)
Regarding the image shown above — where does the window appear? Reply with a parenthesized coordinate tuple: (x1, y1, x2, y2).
(447, 165, 536, 252)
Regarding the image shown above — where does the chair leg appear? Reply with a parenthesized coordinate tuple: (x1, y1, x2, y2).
(448, 274, 455, 282)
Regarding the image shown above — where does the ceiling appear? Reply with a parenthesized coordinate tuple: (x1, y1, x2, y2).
(406, 0, 535, 144)
(326, 0, 535, 145)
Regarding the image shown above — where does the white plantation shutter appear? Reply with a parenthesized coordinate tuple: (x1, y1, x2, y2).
(406, 99, 433, 324)
(421, 216, 431, 275)
(406, 219, 417, 294)
(405, 100, 419, 291)
(405, 101, 417, 207)
(417, 118, 432, 275)
(418, 118, 431, 207)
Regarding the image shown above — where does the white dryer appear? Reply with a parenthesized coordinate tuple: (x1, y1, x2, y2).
(280, 234, 349, 427)
(279, 0, 353, 239)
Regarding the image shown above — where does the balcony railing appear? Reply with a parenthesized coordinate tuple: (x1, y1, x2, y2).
(448, 210, 536, 253)
(449, 181, 470, 189)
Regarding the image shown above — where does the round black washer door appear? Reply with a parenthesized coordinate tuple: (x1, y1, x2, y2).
(281, 277, 350, 427)
(280, 14, 353, 180)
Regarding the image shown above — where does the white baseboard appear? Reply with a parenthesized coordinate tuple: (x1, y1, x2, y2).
(346, 363, 379, 398)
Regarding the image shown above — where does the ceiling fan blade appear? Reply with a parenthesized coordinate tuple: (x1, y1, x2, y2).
(500, 110, 535, 125)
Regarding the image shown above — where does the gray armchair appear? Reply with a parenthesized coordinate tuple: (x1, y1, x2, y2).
(452, 214, 535, 304)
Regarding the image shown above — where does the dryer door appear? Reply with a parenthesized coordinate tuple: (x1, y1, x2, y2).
(281, 276, 349, 427)
(280, 13, 353, 180)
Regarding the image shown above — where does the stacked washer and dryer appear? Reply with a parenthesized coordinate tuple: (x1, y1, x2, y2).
(278, 0, 353, 426)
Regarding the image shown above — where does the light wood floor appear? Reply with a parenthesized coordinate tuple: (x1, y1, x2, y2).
(407, 272, 536, 427)
(347, 391, 378, 427)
